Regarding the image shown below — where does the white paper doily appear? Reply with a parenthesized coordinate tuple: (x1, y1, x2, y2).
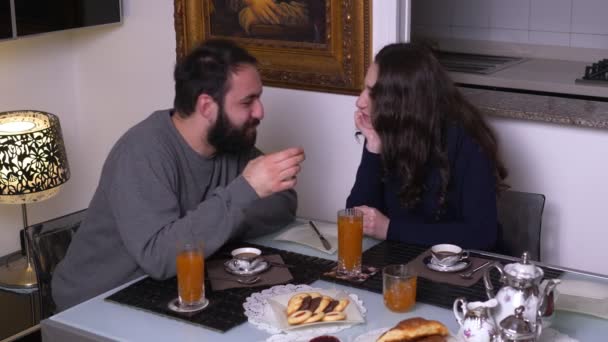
(243, 284, 366, 342)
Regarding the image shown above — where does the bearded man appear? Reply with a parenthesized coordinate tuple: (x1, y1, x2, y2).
(52, 39, 305, 311)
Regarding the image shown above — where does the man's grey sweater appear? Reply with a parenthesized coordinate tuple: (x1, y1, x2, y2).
(52, 110, 296, 311)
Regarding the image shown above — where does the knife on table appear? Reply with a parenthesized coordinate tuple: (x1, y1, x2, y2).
(308, 220, 332, 251)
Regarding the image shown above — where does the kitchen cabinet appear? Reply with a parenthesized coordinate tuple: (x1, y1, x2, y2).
(0, 0, 12, 40)
(1, 0, 121, 41)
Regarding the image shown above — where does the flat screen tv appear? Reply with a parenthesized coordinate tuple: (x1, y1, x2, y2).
(0, 0, 12, 40)
(5, 0, 122, 39)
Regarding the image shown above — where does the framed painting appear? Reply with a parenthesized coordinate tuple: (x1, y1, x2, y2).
(174, 0, 372, 95)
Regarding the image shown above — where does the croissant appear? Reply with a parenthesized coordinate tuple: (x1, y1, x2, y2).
(376, 317, 449, 342)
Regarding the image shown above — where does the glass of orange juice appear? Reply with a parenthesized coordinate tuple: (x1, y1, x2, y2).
(337, 208, 364, 277)
(383, 264, 417, 312)
(171, 240, 208, 312)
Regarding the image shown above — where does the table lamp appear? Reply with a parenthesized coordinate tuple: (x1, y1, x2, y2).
(0, 110, 70, 289)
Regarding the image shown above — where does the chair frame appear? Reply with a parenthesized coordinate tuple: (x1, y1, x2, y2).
(496, 190, 545, 261)
(24, 209, 87, 319)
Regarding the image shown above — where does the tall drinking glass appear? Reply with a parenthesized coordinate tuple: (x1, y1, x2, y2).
(337, 208, 364, 277)
(170, 240, 208, 312)
(383, 264, 417, 312)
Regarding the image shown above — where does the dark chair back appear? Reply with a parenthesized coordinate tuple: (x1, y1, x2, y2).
(24, 209, 87, 319)
(496, 190, 545, 261)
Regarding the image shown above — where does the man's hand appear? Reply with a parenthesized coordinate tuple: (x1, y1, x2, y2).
(354, 205, 389, 240)
(243, 147, 305, 198)
(354, 110, 381, 154)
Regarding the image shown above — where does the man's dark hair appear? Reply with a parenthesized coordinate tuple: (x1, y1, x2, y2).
(173, 39, 257, 117)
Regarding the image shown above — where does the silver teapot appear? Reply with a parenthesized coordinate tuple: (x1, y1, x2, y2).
(483, 252, 560, 333)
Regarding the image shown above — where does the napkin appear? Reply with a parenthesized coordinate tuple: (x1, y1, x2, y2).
(207, 254, 293, 291)
(408, 249, 491, 287)
(539, 328, 579, 342)
(554, 279, 608, 319)
(274, 221, 338, 254)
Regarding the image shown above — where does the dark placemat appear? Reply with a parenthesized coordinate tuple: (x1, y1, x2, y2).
(105, 242, 336, 333)
(320, 240, 564, 309)
(408, 250, 490, 287)
(208, 254, 293, 291)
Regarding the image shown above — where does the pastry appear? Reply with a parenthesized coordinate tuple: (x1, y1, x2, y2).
(285, 292, 350, 325)
(287, 293, 311, 315)
(287, 293, 309, 307)
(321, 311, 346, 322)
(333, 298, 349, 312)
(308, 297, 322, 313)
(324, 300, 339, 313)
(314, 296, 332, 314)
(303, 311, 325, 323)
(287, 296, 304, 316)
(299, 295, 312, 311)
(413, 336, 447, 342)
(375, 317, 449, 342)
(288, 310, 313, 325)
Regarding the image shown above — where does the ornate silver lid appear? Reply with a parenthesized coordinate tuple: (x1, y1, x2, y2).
(503, 252, 544, 285)
(499, 306, 537, 341)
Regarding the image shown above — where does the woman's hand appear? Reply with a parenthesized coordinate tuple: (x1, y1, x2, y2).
(354, 110, 381, 154)
(354, 205, 389, 240)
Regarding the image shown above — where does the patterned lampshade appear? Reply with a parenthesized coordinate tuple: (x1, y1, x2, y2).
(0, 110, 70, 204)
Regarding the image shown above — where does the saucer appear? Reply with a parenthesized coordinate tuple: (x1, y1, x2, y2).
(423, 255, 471, 273)
(224, 259, 270, 276)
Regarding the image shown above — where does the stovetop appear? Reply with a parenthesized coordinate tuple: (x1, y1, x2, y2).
(575, 59, 608, 86)
(436, 51, 525, 75)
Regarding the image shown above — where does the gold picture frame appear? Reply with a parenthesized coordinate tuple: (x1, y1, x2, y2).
(174, 0, 372, 95)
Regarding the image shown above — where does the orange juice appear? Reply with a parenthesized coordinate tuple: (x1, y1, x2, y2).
(176, 250, 204, 305)
(383, 276, 417, 312)
(337, 209, 363, 275)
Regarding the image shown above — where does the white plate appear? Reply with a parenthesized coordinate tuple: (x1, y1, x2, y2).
(267, 290, 364, 331)
(244, 284, 366, 342)
(354, 326, 460, 342)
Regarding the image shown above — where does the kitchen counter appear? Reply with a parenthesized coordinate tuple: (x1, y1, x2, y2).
(460, 87, 608, 130)
(452, 58, 608, 99)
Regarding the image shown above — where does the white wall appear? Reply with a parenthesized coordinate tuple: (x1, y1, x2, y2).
(489, 117, 608, 273)
(0, 0, 175, 256)
(257, 0, 401, 221)
(412, 0, 608, 49)
(0, 32, 79, 255)
(1, 0, 607, 275)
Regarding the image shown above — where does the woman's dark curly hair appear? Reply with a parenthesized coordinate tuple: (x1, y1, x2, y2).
(370, 43, 508, 212)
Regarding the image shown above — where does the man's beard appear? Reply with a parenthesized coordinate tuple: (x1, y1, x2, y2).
(208, 105, 260, 154)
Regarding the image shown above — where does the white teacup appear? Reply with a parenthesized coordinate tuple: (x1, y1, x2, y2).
(230, 247, 262, 271)
(430, 244, 469, 267)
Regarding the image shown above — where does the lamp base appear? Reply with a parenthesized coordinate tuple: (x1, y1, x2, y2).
(0, 256, 37, 289)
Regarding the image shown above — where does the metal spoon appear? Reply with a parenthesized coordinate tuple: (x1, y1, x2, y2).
(210, 276, 261, 285)
(459, 261, 491, 279)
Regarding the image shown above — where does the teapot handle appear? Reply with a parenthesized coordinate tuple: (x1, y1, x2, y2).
(539, 279, 561, 317)
(483, 262, 504, 299)
(453, 297, 467, 325)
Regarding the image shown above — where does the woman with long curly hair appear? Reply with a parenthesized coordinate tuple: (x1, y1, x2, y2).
(346, 42, 508, 250)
